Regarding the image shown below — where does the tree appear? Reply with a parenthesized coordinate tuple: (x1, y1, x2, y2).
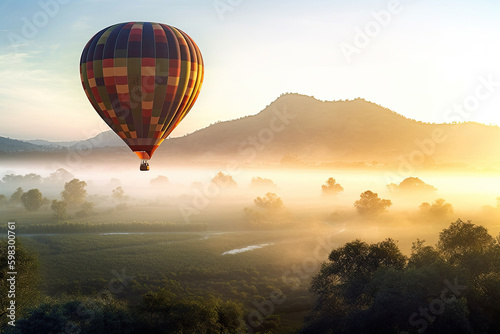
(387, 177, 437, 193)
(10, 187, 23, 204)
(211, 172, 237, 188)
(2, 173, 42, 186)
(6, 299, 137, 334)
(438, 219, 495, 262)
(321, 178, 344, 195)
(250, 177, 277, 189)
(0, 240, 40, 329)
(75, 201, 94, 218)
(306, 239, 408, 333)
(303, 220, 500, 334)
(354, 190, 391, 216)
(51, 200, 67, 220)
(244, 193, 292, 226)
(61, 178, 87, 206)
(20, 188, 43, 212)
(407, 239, 443, 268)
(138, 291, 245, 333)
(311, 239, 406, 293)
(47, 168, 74, 184)
(112, 186, 129, 202)
(254, 192, 284, 211)
(419, 198, 453, 218)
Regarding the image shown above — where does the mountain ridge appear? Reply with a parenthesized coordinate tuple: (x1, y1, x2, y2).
(2, 94, 500, 168)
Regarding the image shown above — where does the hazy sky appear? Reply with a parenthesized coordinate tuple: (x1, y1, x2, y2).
(1, 0, 500, 141)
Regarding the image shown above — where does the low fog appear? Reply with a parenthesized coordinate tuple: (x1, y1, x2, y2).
(2, 163, 500, 255)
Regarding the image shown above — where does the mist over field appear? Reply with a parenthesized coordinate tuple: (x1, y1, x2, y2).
(2, 162, 500, 245)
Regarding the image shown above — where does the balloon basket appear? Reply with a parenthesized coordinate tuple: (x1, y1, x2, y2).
(140, 160, 150, 171)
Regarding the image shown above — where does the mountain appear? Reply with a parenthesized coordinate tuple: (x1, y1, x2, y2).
(0, 131, 126, 154)
(68, 130, 125, 150)
(25, 139, 80, 148)
(154, 94, 500, 167)
(0, 136, 51, 152)
(3, 94, 500, 169)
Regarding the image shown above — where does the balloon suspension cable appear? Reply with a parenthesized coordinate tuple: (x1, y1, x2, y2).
(140, 159, 150, 172)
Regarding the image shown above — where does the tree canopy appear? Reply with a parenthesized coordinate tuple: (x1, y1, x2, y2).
(322, 178, 344, 196)
(61, 178, 87, 206)
(250, 177, 277, 189)
(244, 192, 292, 226)
(5, 293, 244, 334)
(51, 199, 67, 220)
(302, 219, 500, 334)
(20, 188, 43, 212)
(387, 177, 437, 194)
(419, 198, 453, 218)
(211, 172, 237, 188)
(354, 190, 392, 216)
(10, 187, 23, 204)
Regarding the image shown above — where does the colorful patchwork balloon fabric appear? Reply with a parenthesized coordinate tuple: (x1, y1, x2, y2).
(80, 22, 204, 160)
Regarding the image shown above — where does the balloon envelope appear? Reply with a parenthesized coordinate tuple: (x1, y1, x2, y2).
(80, 22, 204, 160)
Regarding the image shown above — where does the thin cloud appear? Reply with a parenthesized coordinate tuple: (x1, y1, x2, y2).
(71, 16, 93, 31)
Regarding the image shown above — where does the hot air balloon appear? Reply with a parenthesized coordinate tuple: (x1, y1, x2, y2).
(80, 22, 204, 171)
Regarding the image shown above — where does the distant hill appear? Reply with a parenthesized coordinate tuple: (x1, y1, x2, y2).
(3, 94, 500, 169)
(0, 131, 126, 152)
(25, 139, 80, 148)
(155, 94, 500, 168)
(0, 136, 50, 152)
(68, 130, 125, 150)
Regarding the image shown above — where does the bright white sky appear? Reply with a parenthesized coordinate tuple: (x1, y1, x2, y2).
(1, 0, 500, 141)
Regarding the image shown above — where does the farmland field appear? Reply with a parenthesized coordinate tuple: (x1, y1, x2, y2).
(14, 225, 345, 333)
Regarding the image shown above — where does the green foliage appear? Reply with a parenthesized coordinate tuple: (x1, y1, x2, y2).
(3, 173, 42, 186)
(20, 189, 43, 212)
(0, 240, 40, 329)
(10, 187, 23, 203)
(48, 168, 74, 184)
(303, 219, 500, 334)
(438, 219, 495, 262)
(408, 239, 443, 268)
(321, 178, 344, 195)
(4, 294, 246, 334)
(354, 190, 392, 216)
(0, 221, 207, 234)
(51, 199, 67, 220)
(138, 291, 245, 333)
(75, 201, 95, 218)
(310, 239, 406, 297)
(112, 187, 128, 202)
(5, 298, 139, 334)
(61, 178, 87, 206)
(10, 229, 317, 333)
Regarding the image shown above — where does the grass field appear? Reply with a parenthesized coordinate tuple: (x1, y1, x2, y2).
(13, 225, 341, 333)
